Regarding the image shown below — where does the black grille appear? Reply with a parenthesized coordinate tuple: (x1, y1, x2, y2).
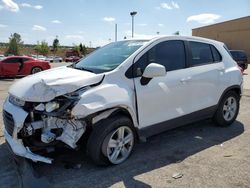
(3, 110, 14, 136)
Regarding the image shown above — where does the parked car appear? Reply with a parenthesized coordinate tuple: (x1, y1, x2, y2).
(3, 36, 242, 166)
(37, 55, 46, 61)
(230, 50, 248, 70)
(0, 54, 5, 60)
(65, 56, 81, 62)
(45, 56, 63, 63)
(0, 56, 50, 77)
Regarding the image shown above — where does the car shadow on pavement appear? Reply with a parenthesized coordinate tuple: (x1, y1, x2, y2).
(0, 120, 245, 188)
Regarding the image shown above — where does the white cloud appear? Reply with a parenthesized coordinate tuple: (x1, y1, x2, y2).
(171, 1, 179, 9)
(0, 24, 7, 27)
(32, 25, 46, 31)
(34, 5, 43, 9)
(2, 0, 19, 12)
(103, 17, 115, 22)
(20, 3, 43, 10)
(158, 1, 180, 10)
(0, 5, 3, 10)
(78, 31, 85, 34)
(20, 3, 31, 7)
(187, 13, 221, 24)
(65, 35, 84, 40)
(51, 20, 61, 24)
(161, 3, 172, 9)
(158, 23, 164, 27)
(138, 23, 147, 26)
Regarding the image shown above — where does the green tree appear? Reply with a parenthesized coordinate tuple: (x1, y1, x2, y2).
(173, 31, 180, 35)
(5, 33, 23, 55)
(35, 41, 49, 56)
(79, 43, 87, 56)
(73, 43, 80, 53)
(52, 36, 59, 55)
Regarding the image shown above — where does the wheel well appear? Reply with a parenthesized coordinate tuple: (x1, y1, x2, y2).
(83, 108, 138, 141)
(218, 86, 241, 106)
(230, 87, 241, 97)
(109, 108, 133, 122)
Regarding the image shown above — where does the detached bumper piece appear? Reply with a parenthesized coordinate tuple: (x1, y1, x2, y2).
(4, 130, 53, 164)
(3, 99, 53, 164)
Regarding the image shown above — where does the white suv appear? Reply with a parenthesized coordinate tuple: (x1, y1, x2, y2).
(3, 36, 243, 165)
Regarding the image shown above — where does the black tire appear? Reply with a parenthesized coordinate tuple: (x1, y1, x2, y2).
(87, 115, 135, 166)
(213, 91, 240, 127)
(31, 67, 42, 74)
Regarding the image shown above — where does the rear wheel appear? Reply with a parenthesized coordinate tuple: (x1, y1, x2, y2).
(87, 115, 135, 165)
(213, 91, 240, 126)
(31, 67, 42, 74)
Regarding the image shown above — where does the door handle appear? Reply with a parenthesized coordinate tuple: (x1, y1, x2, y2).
(180, 76, 191, 83)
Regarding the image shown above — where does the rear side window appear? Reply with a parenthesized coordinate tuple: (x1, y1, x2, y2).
(189, 41, 213, 66)
(238, 51, 247, 59)
(22, 58, 30, 62)
(134, 40, 186, 76)
(210, 45, 222, 62)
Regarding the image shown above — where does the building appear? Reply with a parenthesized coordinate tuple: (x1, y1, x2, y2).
(192, 16, 250, 58)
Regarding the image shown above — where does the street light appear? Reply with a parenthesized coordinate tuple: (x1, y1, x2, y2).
(130, 11, 137, 38)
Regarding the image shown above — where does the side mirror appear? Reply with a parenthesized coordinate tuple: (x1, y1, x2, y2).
(142, 63, 166, 78)
(141, 63, 166, 85)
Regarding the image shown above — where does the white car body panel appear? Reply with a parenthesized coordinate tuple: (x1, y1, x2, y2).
(9, 66, 104, 102)
(2, 36, 243, 163)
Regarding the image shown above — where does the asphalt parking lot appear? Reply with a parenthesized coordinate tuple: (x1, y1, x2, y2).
(0, 63, 250, 188)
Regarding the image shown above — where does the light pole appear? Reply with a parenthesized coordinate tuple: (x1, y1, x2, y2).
(115, 23, 117, 42)
(130, 11, 137, 38)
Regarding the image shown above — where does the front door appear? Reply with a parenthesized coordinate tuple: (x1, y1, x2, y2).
(134, 40, 193, 128)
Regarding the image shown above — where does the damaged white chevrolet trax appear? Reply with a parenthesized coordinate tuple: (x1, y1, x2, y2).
(3, 36, 243, 165)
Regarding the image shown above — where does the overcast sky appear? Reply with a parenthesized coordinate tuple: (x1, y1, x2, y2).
(0, 0, 249, 47)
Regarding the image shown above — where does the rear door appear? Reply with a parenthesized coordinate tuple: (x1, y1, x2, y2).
(1, 58, 20, 76)
(186, 41, 224, 112)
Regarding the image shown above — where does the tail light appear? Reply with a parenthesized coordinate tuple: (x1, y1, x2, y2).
(238, 66, 243, 74)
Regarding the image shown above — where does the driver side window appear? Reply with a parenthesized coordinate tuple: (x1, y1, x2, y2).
(134, 40, 186, 77)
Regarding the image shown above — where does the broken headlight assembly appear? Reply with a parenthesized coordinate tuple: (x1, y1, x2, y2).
(34, 86, 89, 116)
(19, 87, 90, 152)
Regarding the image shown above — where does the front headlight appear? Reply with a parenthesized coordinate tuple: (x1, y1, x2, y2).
(9, 94, 25, 107)
(45, 102, 60, 112)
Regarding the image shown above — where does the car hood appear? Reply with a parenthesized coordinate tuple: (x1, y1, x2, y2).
(9, 66, 104, 102)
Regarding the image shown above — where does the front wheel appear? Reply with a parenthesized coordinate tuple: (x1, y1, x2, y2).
(87, 116, 135, 165)
(213, 91, 240, 126)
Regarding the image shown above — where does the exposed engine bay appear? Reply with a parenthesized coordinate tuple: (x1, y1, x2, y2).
(21, 116, 86, 149)
(12, 93, 87, 155)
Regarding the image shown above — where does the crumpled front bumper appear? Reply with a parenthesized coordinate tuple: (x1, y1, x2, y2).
(3, 97, 53, 164)
(4, 130, 52, 163)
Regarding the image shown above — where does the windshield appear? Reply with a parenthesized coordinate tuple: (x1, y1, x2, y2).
(74, 40, 148, 73)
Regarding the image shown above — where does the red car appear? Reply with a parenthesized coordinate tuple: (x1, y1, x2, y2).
(0, 56, 50, 77)
(65, 56, 81, 62)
